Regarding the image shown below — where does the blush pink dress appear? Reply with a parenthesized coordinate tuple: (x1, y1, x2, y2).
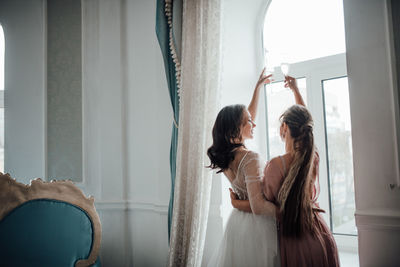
(263, 154, 340, 267)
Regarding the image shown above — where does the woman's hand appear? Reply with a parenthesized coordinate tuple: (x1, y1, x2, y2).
(229, 188, 253, 213)
(284, 75, 299, 91)
(256, 68, 273, 88)
(229, 188, 239, 206)
(284, 75, 305, 106)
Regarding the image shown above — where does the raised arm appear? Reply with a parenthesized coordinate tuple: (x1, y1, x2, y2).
(248, 69, 273, 120)
(284, 76, 305, 107)
(242, 152, 277, 216)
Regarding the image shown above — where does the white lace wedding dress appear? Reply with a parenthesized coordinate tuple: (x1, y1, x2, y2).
(207, 151, 280, 267)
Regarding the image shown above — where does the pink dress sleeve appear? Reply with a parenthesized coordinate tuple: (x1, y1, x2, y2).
(263, 158, 285, 203)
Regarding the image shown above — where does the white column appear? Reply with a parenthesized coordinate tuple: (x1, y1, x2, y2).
(343, 0, 400, 265)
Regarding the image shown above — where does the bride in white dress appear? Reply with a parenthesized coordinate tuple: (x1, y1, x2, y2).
(206, 69, 280, 267)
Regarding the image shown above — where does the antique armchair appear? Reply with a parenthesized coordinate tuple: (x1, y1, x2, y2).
(0, 173, 101, 267)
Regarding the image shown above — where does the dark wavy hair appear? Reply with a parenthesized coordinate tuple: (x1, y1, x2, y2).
(278, 104, 315, 237)
(207, 104, 246, 173)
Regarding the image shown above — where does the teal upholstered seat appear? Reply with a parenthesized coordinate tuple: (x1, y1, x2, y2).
(0, 174, 101, 267)
(0, 199, 100, 267)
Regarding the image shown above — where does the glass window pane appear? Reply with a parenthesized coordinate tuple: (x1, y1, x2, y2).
(266, 78, 306, 158)
(0, 24, 3, 90)
(0, 24, 3, 172)
(0, 107, 3, 173)
(323, 77, 357, 235)
(264, 0, 346, 68)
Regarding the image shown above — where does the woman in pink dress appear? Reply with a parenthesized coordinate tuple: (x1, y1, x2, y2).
(231, 76, 340, 267)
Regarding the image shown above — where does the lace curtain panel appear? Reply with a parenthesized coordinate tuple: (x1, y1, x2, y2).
(168, 0, 223, 266)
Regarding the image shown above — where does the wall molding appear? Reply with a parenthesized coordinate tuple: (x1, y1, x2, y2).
(355, 210, 400, 231)
(95, 200, 168, 214)
(95, 201, 223, 218)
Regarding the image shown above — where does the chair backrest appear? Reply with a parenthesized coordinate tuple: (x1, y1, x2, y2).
(0, 174, 101, 267)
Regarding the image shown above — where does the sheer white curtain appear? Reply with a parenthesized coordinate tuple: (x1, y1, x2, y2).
(168, 0, 223, 266)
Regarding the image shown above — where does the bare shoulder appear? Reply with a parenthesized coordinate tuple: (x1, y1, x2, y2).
(246, 150, 260, 158)
(229, 148, 250, 170)
(234, 150, 261, 170)
(268, 153, 293, 170)
(268, 156, 282, 169)
(282, 152, 294, 166)
(233, 148, 250, 161)
(235, 148, 258, 159)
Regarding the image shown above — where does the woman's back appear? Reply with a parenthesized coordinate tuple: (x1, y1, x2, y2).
(263, 154, 340, 267)
(223, 149, 260, 201)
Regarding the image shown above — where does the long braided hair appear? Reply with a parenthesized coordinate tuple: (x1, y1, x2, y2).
(278, 104, 316, 237)
(207, 104, 246, 173)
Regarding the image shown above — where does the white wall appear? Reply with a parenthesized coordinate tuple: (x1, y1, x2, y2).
(219, 0, 269, 158)
(0, 0, 46, 183)
(82, 0, 171, 266)
(343, 0, 400, 266)
(0, 0, 172, 266)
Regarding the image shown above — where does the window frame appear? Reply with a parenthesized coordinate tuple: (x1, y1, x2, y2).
(0, 23, 4, 173)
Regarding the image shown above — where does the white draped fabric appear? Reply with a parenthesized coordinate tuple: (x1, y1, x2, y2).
(168, 0, 223, 266)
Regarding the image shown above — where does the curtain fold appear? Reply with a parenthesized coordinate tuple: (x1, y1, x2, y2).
(155, 0, 181, 240)
(168, 0, 223, 266)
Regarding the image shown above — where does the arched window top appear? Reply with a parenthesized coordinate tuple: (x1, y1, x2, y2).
(263, 0, 346, 68)
(0, 24, 4, 90)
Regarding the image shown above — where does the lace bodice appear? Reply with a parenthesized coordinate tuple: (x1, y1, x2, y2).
(227, 151, 252, 200)
(226, 151, 276, 216)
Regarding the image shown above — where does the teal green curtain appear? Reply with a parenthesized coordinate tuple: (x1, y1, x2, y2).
(155, 0, 179, 241)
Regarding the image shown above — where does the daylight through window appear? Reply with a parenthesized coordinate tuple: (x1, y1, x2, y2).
(263, 0, 357, 243)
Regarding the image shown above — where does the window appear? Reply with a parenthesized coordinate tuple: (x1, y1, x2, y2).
(263, 0, 358, 262)
(0, 24, 4, 173)
(263, 0, 346, 69)
(323, 77, 357, 236)
(266, 78, 307, 157)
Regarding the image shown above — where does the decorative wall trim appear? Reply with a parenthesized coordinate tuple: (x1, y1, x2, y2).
(356, 209, 400, 218)
(95, 200, 169, 214)
(129, 201, 168, 214)
(95, 201, 127, 210)
(95, 201, 222, 217)
(47, 0, 83, 183)
(355, 210, 400, 231)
